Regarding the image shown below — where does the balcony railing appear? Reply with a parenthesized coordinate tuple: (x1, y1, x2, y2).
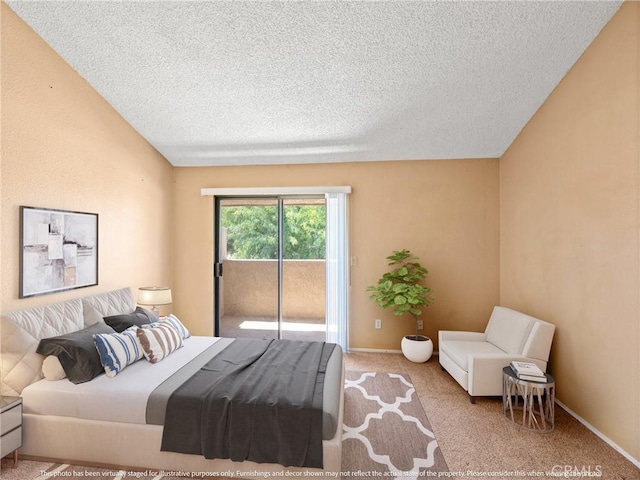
(220, 259, 325, 318)
(219, 259, 326, 341)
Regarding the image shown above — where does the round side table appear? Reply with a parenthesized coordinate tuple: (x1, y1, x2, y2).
(502, 366, 555, 432)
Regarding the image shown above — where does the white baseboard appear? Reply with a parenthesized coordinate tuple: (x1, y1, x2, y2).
(347, 348, 440, 356)
(555, 399, 639, 468)
(347, 348, 403, 354)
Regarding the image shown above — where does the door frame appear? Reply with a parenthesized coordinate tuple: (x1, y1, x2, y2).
(203, 186, 351, 346)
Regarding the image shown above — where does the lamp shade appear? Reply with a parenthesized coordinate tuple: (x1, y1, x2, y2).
(138, 286, 172, 306)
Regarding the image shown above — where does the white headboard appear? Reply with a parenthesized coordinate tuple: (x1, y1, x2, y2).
(0, 287, 134, 396)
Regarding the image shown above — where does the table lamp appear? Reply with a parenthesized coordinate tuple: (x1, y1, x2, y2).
(138, 286, 172, 314)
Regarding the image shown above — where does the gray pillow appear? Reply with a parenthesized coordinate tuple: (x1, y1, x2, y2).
(103, 307, 158, 333)
(36, 323, 116, 384)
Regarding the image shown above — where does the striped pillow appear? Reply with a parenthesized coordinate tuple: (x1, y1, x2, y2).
(136, 322, 183, 364)
(93, 326, 144, 377)
(159, 314, 190, 339)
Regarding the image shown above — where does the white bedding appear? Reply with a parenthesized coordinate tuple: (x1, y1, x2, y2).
(22, 336, 220, 425)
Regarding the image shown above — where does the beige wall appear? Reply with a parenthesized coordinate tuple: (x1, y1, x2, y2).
(500, 2, 639, 461)
(0, 3, 174, 313)
(173, 159, 500, 345)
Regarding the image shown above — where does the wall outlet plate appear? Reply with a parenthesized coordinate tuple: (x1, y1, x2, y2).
(417, 320, 424, 330)
(375, 319, 381, 329)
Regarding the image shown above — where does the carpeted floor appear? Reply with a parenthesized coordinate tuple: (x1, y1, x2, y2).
(1, 352, 638, 479)
(344, 352, 639, 480)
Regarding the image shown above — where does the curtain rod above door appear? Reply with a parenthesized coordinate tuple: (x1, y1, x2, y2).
(201, 186, 352, 196)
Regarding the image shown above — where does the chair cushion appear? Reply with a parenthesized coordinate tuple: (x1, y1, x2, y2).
(485, 306, 535, 354)
(521, 321, 556, 362)
(439, 340, 505, 371)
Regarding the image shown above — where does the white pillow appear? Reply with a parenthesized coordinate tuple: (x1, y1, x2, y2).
(42, 355, 67, 381)
(136, 322, 183, 364)
(93, 326, 144, 377)
(159, 314, 190, 339)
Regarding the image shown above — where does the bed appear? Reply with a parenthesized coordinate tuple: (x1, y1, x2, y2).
(0, 287, 344, 478)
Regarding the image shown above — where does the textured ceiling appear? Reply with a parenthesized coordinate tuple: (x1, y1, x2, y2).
(8, 1, 622, 167)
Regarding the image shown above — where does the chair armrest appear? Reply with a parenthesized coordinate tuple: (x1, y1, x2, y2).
(467, 354, 547, 397)
(439, 330, 487, 342)
(469, 354, 547, 371)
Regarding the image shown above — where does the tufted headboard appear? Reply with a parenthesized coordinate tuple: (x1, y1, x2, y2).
(1, 287, 135, 396)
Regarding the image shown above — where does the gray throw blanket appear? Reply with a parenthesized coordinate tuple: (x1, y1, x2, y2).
(160, 338, 336, 468)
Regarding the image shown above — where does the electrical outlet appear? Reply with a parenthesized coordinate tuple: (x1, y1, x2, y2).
(375, 319, 382, 329)
(417, 320, 424, 330)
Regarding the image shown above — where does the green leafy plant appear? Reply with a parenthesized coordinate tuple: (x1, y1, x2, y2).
(367, 249, 434, 340)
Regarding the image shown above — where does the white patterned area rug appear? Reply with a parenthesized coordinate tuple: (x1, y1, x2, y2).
(342, 371, 449, 479)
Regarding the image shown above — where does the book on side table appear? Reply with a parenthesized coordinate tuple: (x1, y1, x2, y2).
(510, 361, 547, 382)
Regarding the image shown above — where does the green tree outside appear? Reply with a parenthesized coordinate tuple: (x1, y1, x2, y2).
(221, 205, 326, 260)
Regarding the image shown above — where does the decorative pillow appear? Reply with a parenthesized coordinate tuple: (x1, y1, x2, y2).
(103, 307, 158, 333)
(93, 326, 144, 377)
(42, 355, 66, 381)
(82, 302, 105, 327)
(136, 322, 183, 364)
(159, 314, 190, 339)
(36, 323, 116, 384)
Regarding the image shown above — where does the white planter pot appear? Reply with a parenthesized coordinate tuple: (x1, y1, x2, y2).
(401, 335, 433, 363)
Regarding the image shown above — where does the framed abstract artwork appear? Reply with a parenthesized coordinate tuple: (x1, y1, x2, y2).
(20, 206, 98, 298)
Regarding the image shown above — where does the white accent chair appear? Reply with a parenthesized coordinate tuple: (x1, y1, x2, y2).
(439, 306, 555, 403)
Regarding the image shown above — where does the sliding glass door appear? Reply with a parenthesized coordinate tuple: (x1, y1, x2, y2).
(216, 198, 279, 340)
(280, 198, 327, 341)
(215, 196, 327, 342)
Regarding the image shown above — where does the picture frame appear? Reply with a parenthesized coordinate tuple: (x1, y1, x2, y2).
(20, 206, 98, 298)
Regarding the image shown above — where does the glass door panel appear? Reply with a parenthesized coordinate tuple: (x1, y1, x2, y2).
(280, 198, 327, 342)
(217, 198, 279, 340)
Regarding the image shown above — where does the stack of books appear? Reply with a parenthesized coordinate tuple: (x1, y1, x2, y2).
(510, 361, 547, 382)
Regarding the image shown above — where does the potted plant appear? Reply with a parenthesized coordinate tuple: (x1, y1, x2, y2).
(367, 249, 435, 362)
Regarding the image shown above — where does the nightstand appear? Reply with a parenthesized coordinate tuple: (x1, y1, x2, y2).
(1, 396, 22, 465)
